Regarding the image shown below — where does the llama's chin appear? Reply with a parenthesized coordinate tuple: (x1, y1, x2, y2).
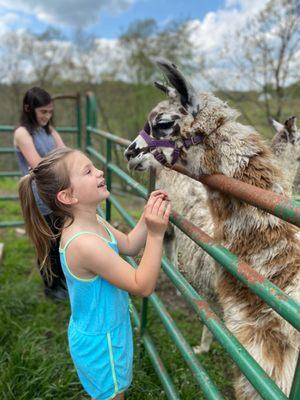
(128, 155, 162, 172)
(128, 159, 148, 171)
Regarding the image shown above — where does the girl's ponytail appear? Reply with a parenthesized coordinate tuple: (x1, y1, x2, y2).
(19, 173, 54, 280)
(18, 147, 76, 280)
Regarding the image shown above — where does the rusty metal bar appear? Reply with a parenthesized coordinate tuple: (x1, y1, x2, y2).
(171, 165, 300, 228)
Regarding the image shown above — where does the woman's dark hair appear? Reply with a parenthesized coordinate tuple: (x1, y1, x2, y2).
(20, 87, 53, 135)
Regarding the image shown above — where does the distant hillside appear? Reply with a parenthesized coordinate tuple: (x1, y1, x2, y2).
(0, 79, 299, 143)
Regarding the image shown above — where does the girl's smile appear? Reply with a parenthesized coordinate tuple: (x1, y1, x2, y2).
(68, 151, 110, 205)
(97, 179, 106, 189)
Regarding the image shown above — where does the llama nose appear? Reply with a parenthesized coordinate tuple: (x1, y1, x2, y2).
(124, 143, 137, 161)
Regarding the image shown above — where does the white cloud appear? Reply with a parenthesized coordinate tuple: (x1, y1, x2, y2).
(0, 0, 136, 28)
(188, 0, 269, 54)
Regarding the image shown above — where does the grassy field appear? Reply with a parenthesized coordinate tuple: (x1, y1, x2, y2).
(0, 178, 235, 399)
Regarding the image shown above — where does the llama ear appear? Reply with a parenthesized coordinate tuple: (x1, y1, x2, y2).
(270, 118, 284, 133)
(155, 58, 199, 116)
(284, 116, 297, 133)
(154, 81, 177, 99)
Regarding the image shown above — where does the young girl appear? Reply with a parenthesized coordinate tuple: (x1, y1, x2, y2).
(14, 87, 67, 300)
(19, 147, 171, 400)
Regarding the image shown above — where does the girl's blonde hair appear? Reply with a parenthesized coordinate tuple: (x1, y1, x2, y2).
(18, 147, 77, 280)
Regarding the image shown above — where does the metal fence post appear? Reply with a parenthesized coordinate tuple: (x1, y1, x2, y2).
(76, 92, 82, 148)
(290, 353, 300, 400)
(106, 138, 112, 222)
(138, 167, 156, 365)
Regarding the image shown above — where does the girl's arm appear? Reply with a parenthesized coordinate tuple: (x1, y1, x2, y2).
(50, 126, 65, 148)
(14, 127, 42, 168)
(66, 196, 171, 297)
(104, 190, 169, 256)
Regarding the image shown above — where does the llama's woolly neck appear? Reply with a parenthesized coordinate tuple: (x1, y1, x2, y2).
(183, 120, 281, 183)
(179, 118, 293, 252)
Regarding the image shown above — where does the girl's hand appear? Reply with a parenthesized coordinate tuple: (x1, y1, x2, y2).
(144, 195, 171, 237)
(147, 189, 169, 203)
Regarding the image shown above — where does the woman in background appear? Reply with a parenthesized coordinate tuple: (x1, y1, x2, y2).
(14, 87, 67, 301)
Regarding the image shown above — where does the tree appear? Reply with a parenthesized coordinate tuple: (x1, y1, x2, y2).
(0, 31, 32, 120)
(204, 0, 300, 125)
(23, 28, 70, 87)
(119, 19, 196, 84)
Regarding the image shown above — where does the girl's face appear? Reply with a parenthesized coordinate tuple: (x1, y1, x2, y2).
(68, 151, 110, 206)
(35, 102, 53, 127)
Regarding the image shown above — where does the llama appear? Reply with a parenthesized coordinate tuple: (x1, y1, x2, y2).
(270, 116, 300, 194)
(124, 60, 300, 399)
(158, 115, 300, 355)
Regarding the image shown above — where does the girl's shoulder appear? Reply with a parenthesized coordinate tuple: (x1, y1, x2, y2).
(14, 125, 30, 138)
(60, 224, 110, 252)
(14, 126, 32, 147)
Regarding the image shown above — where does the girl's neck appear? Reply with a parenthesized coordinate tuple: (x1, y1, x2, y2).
(68, 205, 99, 229)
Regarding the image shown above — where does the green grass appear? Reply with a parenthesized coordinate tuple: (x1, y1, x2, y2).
(0, 179, 234, 399)
(0, 177, 19, 193)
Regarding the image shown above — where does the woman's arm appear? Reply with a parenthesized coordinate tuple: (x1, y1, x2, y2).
(14, 127, 42, 168)
(50, 126, 65, 148)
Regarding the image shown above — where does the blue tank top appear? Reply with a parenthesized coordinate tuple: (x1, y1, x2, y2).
(15, 126, 56, 215)
(59, 217, 130, 335)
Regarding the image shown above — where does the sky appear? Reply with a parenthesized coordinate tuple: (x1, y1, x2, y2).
(0, 0, 252, 39)
(3, 0, 289, 89)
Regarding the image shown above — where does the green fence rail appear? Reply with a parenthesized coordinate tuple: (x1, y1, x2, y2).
(0, 93, 82, 227)
(0, 91, 299, 399)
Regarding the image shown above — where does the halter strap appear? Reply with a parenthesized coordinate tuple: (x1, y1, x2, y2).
(182, 135, 204, 148)
(138, 129, 204, 166)
(139, 130, 176, 149)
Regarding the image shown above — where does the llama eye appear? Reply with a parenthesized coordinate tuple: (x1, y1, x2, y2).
(157, 121, 174, 130)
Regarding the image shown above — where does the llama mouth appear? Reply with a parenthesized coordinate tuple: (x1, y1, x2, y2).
(134, 164, 146, 171)
(133, 162, 147, 171)
(128, 160, 146, 171)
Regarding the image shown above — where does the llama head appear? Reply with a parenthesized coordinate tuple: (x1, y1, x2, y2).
(124, 59, 240, 174)
(271, 116, 300, 153)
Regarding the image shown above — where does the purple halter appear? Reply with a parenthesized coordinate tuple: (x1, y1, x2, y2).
(139, 129, 204, 166)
